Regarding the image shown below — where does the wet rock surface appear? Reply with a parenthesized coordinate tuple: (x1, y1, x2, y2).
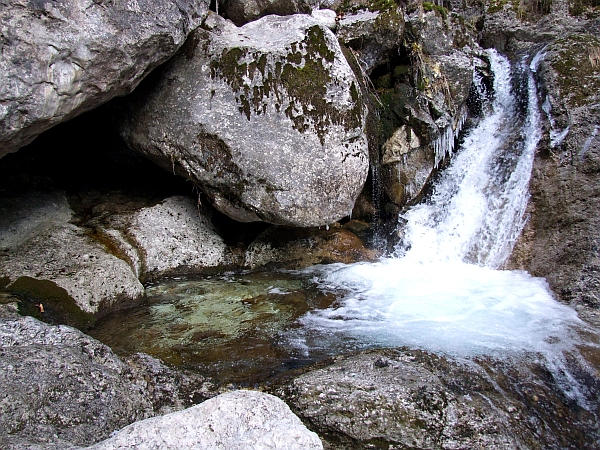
(368, 4, 483, 218)
(500, 18, 600, 313)
(0, 0, 210, 157)
(86, 390, 323, 450)
(121, 12, 369, 227)
(521, 33, 600, 311)
(0, 190, 144, 324)
(244, 224, 377, 269)
(275, 348, 600, 450)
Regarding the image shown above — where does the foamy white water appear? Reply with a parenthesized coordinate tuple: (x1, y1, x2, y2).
(290, 50, 588, 359)
(294, 259, 582, 357)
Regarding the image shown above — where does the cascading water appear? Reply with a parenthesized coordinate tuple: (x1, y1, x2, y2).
(288, 50, 591, 365)
(396, 50, 540, 267)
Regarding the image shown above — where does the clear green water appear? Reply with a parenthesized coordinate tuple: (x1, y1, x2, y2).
(88, 270, 338, 385)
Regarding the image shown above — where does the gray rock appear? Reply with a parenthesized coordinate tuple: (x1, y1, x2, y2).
(90, 196, 233, 281)
(219, 0, 317, 26)
(0, 305, 153, 449)
(336, 7, 404, 74)
(124, 352, 217, 416)
(509, 34, 600, 312)
(122, 13, 369, 227)
(311, 8, 337, 30)
(276, 348, 600, 449)
(86, 390, 323, 450)
(0, 0, 210, 158)
(373, 8, 481, 213)
(0, 190, 144, 323)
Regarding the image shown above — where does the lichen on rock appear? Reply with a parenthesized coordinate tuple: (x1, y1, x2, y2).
(121, 13, 369, 227)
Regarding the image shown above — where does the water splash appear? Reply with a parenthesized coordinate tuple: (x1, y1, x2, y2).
(290, 50, 594, 366)
(395, 50, 540, 267)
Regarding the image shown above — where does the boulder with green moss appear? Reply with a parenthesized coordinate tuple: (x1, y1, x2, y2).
(121, 13, 369, 227)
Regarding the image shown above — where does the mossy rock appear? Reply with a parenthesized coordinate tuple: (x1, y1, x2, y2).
(549, 34, 600, 109)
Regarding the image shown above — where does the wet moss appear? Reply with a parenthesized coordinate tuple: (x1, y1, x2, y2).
(569, 0, 600, 16)
(337, 0, 401, 14)
(550, 34, 600, 109)
(9, 276, 97, 329)
(487, 0, 551, 18)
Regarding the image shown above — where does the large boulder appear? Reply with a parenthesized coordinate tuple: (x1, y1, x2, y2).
(0, 0, 210, 158)
(121, 13, 369, 227)
(276, 348, 600, 449)
(0, 304, 153, 449)
(87, 390, 323, 450)
(0, 190, 144, 326)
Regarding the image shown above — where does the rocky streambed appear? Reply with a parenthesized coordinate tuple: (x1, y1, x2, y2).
(2, 0, 600, 448)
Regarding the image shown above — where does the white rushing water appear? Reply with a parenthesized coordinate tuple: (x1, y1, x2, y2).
(291, 50, 586, 359)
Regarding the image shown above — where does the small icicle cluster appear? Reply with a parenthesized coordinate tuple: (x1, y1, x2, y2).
(432, 107, 468, 168)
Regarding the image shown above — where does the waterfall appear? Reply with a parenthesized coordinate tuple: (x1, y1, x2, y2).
(289, 49, 587, 362)
(396, 50, 541, 268)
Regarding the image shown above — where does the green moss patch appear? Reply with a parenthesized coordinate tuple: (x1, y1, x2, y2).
(550, 34, 600, 109)
(210, 26, 362, 144)
(9, 276, 96, 329)
(336, 0, 401, 14)
(423, 2, 449, 19)
(486, 0, 550, 19)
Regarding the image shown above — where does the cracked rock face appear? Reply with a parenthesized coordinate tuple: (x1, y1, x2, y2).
(0, 0, 210, 158)
(121, 13, 369, 227)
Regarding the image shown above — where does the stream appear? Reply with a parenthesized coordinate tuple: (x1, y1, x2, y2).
(88, 49, 600, 442)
